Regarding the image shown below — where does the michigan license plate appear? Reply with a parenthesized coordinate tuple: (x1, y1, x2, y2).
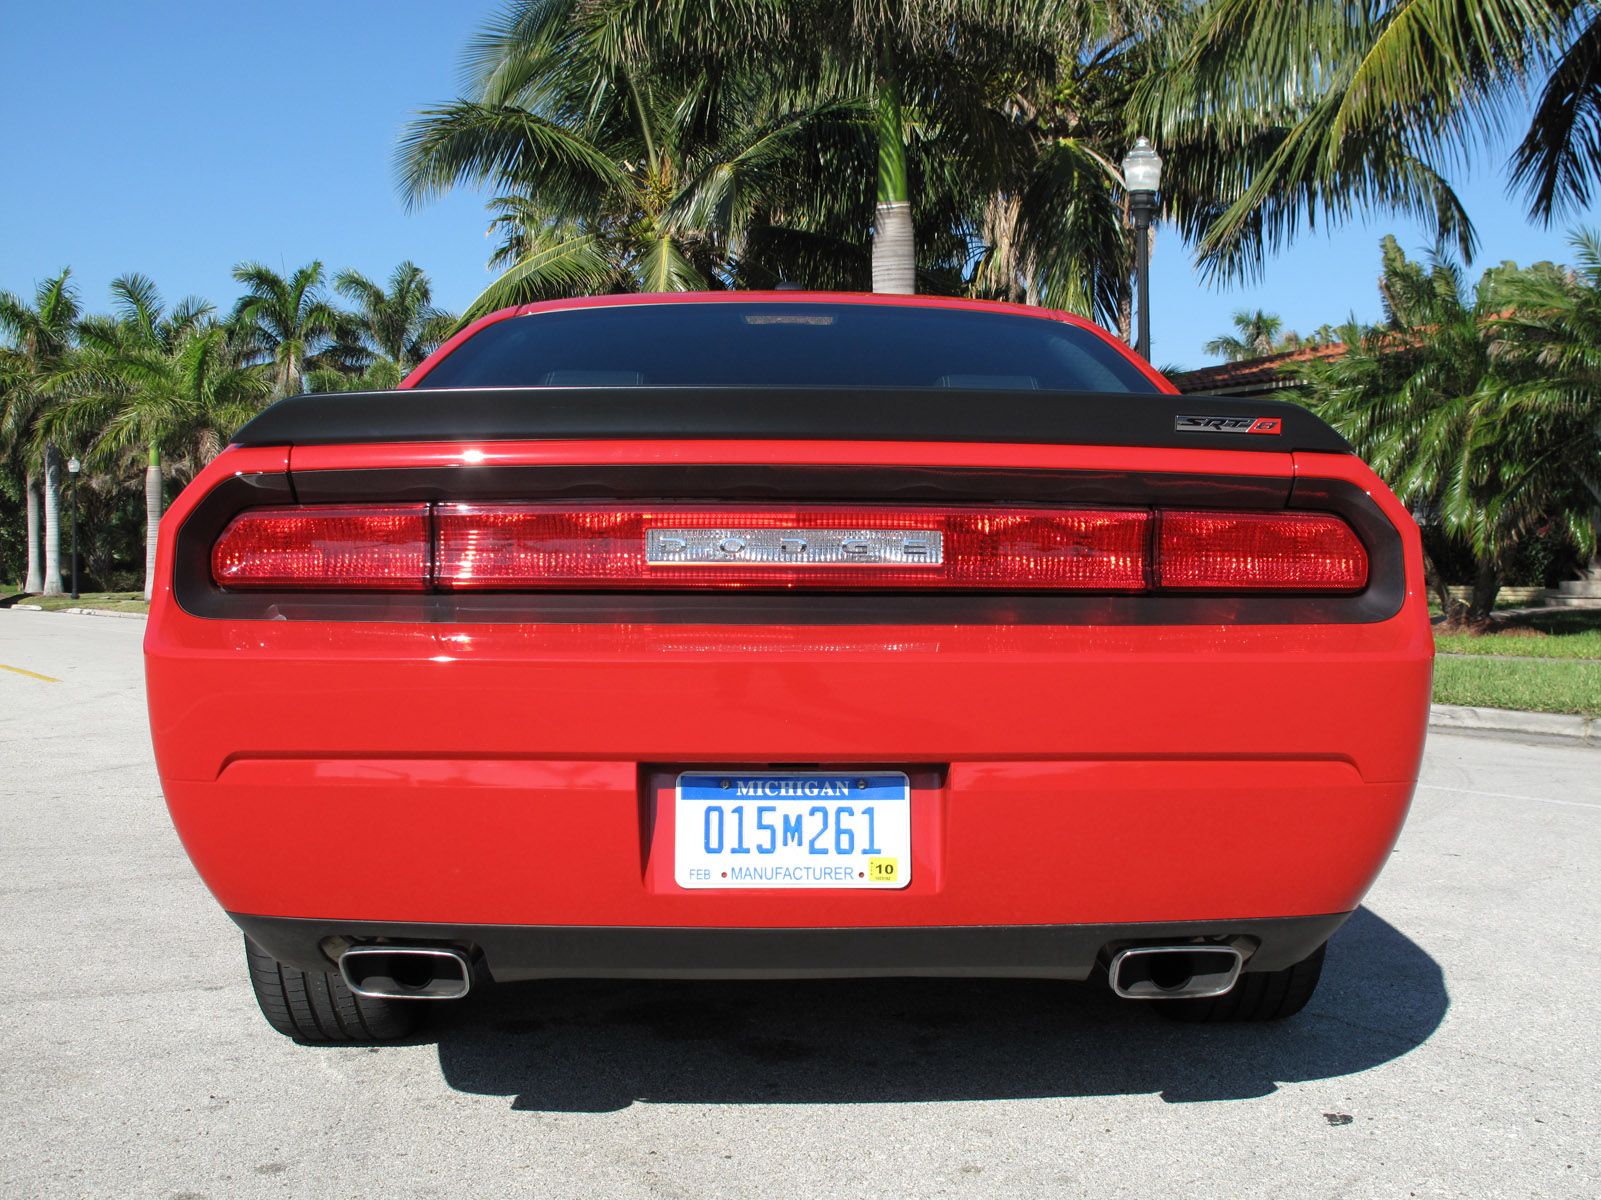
(674, 772, 911, 889)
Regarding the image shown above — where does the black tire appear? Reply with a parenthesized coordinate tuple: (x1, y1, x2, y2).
(244, 936, 424, 1043)
(1155, 943, 1326, 1023)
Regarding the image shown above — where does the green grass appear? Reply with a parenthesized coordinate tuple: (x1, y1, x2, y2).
(1433, 609, 1601, 660)
(15, 592, 148, 614)
(1431, 610, 1599, 712)
(1433, 655, 1601, 716)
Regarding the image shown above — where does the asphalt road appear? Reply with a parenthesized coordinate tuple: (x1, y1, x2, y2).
(2, 608, 1597, 1199)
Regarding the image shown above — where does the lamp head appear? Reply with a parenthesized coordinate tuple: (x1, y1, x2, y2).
(1122, 136, 1163, 195)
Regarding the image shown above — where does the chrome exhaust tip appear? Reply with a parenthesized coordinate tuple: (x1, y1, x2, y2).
(1108, 945, 1244, 1000)
(338, 946, 474, 1001)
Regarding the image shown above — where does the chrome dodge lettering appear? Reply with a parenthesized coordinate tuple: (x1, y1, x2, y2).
(646, 527, 944, 566)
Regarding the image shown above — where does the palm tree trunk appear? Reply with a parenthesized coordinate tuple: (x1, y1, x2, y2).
(1421, 545, 1464, 622)
(143, 446, 162, 602)
(41, 447, 62, 596)
(23, 471, 43, 593)
(1466, 558, 1500, 625)
(871, 49, 915, 295)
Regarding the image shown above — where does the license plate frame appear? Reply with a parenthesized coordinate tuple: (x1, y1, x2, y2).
(673, 771, 912, 890)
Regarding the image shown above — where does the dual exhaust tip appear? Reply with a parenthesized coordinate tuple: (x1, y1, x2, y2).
(1108, 945, 1244, 1000)
(337, 942, 1244, 1003)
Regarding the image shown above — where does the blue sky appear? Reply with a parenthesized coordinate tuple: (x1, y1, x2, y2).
(2, 1, 1594, 369)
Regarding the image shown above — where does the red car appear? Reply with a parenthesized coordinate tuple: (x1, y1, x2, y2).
(145, 293, 1432, 1042)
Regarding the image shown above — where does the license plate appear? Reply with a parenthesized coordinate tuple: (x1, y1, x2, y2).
(674, 771, 911, 889)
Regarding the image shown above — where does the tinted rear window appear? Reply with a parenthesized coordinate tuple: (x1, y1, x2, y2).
(414, 302, 1158, 393)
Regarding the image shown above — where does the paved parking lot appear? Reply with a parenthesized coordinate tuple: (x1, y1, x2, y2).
(2, 607, 1596, 1198)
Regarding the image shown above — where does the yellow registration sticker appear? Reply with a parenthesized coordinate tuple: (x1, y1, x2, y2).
(867, 857, 899, 883)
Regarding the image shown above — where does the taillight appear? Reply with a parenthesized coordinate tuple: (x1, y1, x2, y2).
(434, 505, 1151, 590)
(207, 502, 1368, 594)
(1158, 510, 1368, 591)
(210, 505, 429, 590)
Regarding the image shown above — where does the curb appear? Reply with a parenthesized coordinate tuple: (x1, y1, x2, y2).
(59, 607, 148, 620)
(1429, 704, 1598, 748)
(8, 604, 147, 621)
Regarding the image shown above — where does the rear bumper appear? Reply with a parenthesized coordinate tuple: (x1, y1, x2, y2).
(162, 758, 1417, 929)
(147, 442, 1432, 951)
(232, 912, 1351, 981)
(151, 605, 1428, 939)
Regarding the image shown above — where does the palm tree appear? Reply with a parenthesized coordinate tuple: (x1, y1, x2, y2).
(0, 356, 38, 590)
(230, 262, 344, 398)
(402, 1, 1099, 306)
(48, 276, 270, 598)
(399, 11, 861, 317)
(1204, 309, 1286, 362)
(0, 269, 80, 595)
(1485, 227, 1601, 583)
(420, 2, 1372, 328)
(963, 4, 1169, 324)
(603, 0, 1090, 295)
(333, 263, 456, 385)
(1136, 1, 1599, 280)
(1293, 235, 1594, 624)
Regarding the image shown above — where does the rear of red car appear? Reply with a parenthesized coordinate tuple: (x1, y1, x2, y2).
(145, 294, 1432, 1041)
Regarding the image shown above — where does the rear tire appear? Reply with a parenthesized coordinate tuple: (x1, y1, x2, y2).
(244, 936, 423, 1043)
(1155, 943, 1326, 1023)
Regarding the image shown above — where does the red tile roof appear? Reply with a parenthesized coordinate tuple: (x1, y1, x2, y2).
(1168, 343, 1347, 394)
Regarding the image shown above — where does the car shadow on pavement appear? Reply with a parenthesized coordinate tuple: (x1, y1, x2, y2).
(431, 906, 1445, 1110)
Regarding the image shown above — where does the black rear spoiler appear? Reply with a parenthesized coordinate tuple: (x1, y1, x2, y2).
(230, 386, 1351, 455)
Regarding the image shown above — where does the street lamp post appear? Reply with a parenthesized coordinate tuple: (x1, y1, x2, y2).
(1121, 136, 1163, 363)
(67, 456, 80, 600)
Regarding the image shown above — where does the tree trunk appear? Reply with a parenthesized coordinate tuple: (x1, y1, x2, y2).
(23, 471, 42, 593)
(277, 349, 299, 399)
(1466, 558, 1500, 625)
(1421, 546, 1465, 623)
(143, 447, 162, 602)
(42, 447, 63, 596)
(871, 50, 915, 294)
(872, 202, 914, 294)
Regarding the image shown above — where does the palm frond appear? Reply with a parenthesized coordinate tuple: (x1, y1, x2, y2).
(1508, 11, 1601, 222)
(462, 228, 618, 319)
(397, 102, 628, 208)
(637, 233, 706, 292)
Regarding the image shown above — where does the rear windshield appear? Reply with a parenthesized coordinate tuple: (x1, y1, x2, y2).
(413, 302, 1158, 393)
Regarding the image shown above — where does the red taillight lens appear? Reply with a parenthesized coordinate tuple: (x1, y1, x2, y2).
(208, 502, 1369, 595)
(211, 504, 429, 590)
(1157, 510, 1368, 591)
(434, 505, 1152, 591)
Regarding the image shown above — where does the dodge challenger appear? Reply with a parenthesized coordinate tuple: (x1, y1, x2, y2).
(144, 292, 1432, 1042)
